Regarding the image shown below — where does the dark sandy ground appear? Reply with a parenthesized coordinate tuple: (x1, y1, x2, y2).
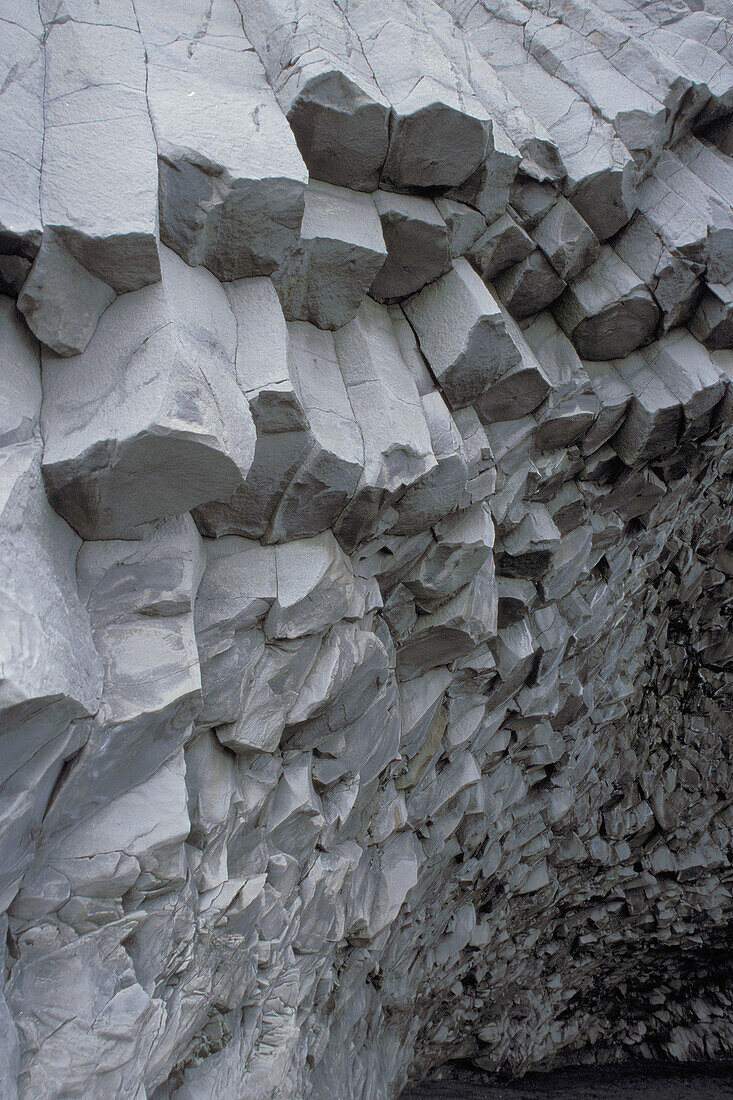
(402, 1062, 733, 1098)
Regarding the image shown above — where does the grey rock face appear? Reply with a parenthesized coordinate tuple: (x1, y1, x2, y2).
(41, 248, 257, 540)
(3, 5, 733, 1100)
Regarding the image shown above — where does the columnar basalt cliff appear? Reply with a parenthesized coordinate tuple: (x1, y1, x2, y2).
(1, 1, 733, 1098)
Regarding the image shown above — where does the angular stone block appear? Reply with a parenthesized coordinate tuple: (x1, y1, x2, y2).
(268, 322, 365, 542)
(690, 280, 733, 350)
(553, 246, 660, 360)
(642, 329, 726, 439)
(467, 213, 535, 284)
(193, 278, 312, 540)
(530, 195, 600, 282)
(274, 181, 387, 328)
(611, 351, 682, 465)
(41, 12, 160, 291)
(0, 6, 43, 258)
(403, 259, 525, 409)
(41, 248, 256, 539)
(0, 440, 103, 912)
(137, 0, 308, 281)
(332, 298, 435, 549)
(17, 233, 114, 357)
(494, 250, 566, 320)
(389, 392, 468, 536)
(347, 0, 493, 190)
(236, 0, 391, 191)
(369, 192, 451, 303)
(614, 213, 703, 333)
(435, 199, 487, 260)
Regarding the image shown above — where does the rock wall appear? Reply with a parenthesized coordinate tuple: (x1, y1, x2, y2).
(1, 1, 733, 1097)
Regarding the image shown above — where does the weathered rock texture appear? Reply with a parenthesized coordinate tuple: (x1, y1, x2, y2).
(1, 2, 733, 1099)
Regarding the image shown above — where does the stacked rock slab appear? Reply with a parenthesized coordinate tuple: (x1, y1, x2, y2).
(1, 2, 733, 1099)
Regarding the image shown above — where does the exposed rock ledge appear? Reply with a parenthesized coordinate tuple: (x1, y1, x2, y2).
(1, 1, 733, 1097)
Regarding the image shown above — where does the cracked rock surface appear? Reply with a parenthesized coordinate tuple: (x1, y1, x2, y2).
(1, 1, 733, 1098)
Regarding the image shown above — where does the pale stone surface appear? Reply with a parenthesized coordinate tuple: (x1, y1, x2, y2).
(403, 259, 525, 409)
(274, 180, 387, 328)
(370, 192, 451, 303)
(347, 0, 494, 190)
(494, 249, 567, 319)
(17, 233, 115, 357)
(553, 246, 661, 360)
(40, 5, 160, 292)
(192, 279, 312, 540)
(236, 0, 391, 191)
(41, 248, 256, 539)
(137, 0, 307, 281)
(0, 4, 44, 259)
(3, 8, 733, 1100)
(468, 213, 535, 283)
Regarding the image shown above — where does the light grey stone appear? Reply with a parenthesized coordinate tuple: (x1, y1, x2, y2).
(523, 9, 668, 167)
(403, 258, 525, 409)
(581, 359, 634, 455)
(438, 2, 564, 183)
(690, 280, 733, 350)
(553, 246, 661, 360)
(332, 298, 436, 549)
(451, 5, 638, 239)
(137, 0, 307, 281)
(530, 0, 710, 140)
(41, 247, 256, 539)
(267, 321, 365, 542)
(0, 5, 43, 259)
(614, 213, 704, 332)
(636, 151, 733, 283)
(347, 0, 493, 190)
(265, 531, 355, 640)
(41, 8, 160, 291)
(473, 307, 552, 423)
(389, 392, 469, 536)
(192, 279, 311, 540)
(273, 181, 387, 328)
(369, 192, 451, 303)
(611, 350, 683, 464)
(17, 233, 114, 357)
(403, 504, 495, 608)
(494, 249, 567, 320)
(641, 328, 726, 439)
(236, 0, 391, 191)
(3, 9, 733, 1099)
(467, 213, 535, 283)
(435, 199, 488, 259)
(0, 296, 42, 448)
(0, 440, 103, 913)
(530, 196, 600, 282)
(522, 312, 599, 450)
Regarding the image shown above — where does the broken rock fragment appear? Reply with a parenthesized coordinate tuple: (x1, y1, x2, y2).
(369, 192, 451, 303)
(41, 248, 256, 539)
(41, 7, 160, 291)
(494, 249, 566, 320)
(403, 258, 525, 409)
(274, 181, 387, 328)
(553, 247, 661, 360)
(192, 278, 312, 540)
(347, 0, 493, 191)
(332, 298, 435, 549)
(137, 0, 308, 280)
(236, 0, 391, 191)
(17, 233, 114, 357)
